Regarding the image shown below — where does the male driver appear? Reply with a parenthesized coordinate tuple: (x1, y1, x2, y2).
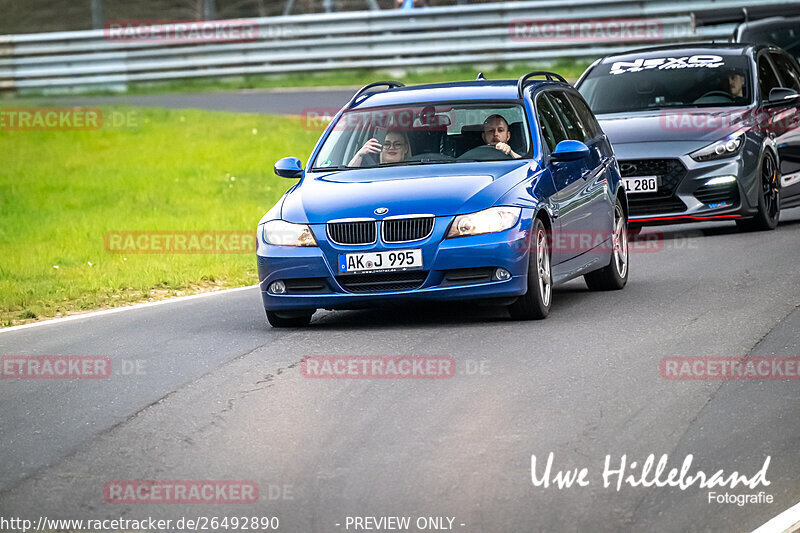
(483, 114, 521, 159)
(726, 69, 746, 98)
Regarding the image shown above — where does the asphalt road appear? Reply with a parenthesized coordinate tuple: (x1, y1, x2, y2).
(2, 211, 800, 532)
(15, 88, 358, 115)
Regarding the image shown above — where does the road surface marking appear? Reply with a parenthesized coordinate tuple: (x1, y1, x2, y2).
(752, 500, 800, 533)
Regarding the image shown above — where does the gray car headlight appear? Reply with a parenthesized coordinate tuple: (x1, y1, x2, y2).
(262, 220, 317, 246)
(690, 129, 746, 162)
(447, 207, 521, 238)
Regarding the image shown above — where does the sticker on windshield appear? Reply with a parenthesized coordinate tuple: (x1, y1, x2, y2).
(609, 55, 725, 75)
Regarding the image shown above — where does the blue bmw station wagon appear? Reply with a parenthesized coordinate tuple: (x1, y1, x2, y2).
(257, 72, 629, 327)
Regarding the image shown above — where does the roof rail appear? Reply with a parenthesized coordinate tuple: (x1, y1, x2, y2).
(516, 71, 567, 98)
(345, 81, 405, 108)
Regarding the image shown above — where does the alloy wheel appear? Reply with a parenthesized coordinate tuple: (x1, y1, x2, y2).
(613, 204, 629, 279)
(536, 228, 551, 307)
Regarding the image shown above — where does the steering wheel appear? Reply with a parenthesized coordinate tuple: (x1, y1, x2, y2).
(695, 90, 736, 102)
(458, 145, 513, 161)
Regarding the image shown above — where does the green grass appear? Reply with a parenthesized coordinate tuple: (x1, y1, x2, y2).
(4, 59, 592, 98)
(0, 106, 320, 326)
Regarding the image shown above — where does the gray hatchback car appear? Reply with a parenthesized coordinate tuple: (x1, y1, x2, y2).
(576, 43, 800, 232)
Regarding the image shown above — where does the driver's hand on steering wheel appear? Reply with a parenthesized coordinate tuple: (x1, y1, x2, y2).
(490, 141, 521, 159)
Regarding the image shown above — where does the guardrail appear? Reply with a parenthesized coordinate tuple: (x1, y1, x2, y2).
(1, 0, 797, 93)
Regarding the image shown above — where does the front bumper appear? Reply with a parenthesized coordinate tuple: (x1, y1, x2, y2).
(256, 213, 533, 312)
(616, 140, 761, 227)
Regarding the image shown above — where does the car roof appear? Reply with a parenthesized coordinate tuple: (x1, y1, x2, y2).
(596, 42, 758, 63)
(349, 79, 564, 109)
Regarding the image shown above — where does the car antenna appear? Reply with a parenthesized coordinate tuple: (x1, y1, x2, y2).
(476, 72, 486, 80)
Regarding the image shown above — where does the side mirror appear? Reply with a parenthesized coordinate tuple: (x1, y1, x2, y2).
(551, 140, 590, 162)
(274, 157, 303, 179)
(768, 87, 799, 103)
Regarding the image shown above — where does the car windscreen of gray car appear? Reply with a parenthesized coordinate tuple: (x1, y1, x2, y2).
(578, 54, 753, 114)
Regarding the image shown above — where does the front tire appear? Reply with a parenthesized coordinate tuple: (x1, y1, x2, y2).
(584, 199, 629, 291)
(736, 152, 780, 232)
(266, 309, 314, 328)
(508, 218, 551, 320)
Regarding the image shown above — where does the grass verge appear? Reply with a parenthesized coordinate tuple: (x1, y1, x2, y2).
(0, 106, 319, 327)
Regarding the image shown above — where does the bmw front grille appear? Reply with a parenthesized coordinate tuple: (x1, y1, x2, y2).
(382, 216, 434, 243)
(326, 216, 434, 245)
(327, 220, 377, 245)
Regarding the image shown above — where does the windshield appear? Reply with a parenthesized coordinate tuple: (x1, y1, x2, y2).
(311, 102, 531, 170)
(578, 54, 753, 114)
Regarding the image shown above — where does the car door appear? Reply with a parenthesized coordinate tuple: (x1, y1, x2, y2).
(768, 50, 800, 202)
(757, 52, 792, 188)
(562, 90, 616, 241)
(547, 90, 610, 251)
(535, 92, 589, 262)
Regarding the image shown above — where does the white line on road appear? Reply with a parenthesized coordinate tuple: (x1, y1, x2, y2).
(0, 285, 258, 334)
(752, 501, 800, 533)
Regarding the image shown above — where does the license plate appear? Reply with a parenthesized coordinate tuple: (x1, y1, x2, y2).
(339, 249, 423, 273)
(623, 176, 659, 194)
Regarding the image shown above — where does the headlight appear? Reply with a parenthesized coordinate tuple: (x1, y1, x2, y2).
(447, 207, 521, 238)
(262, 220, 317, 246)
(690, 129, 746, 162)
